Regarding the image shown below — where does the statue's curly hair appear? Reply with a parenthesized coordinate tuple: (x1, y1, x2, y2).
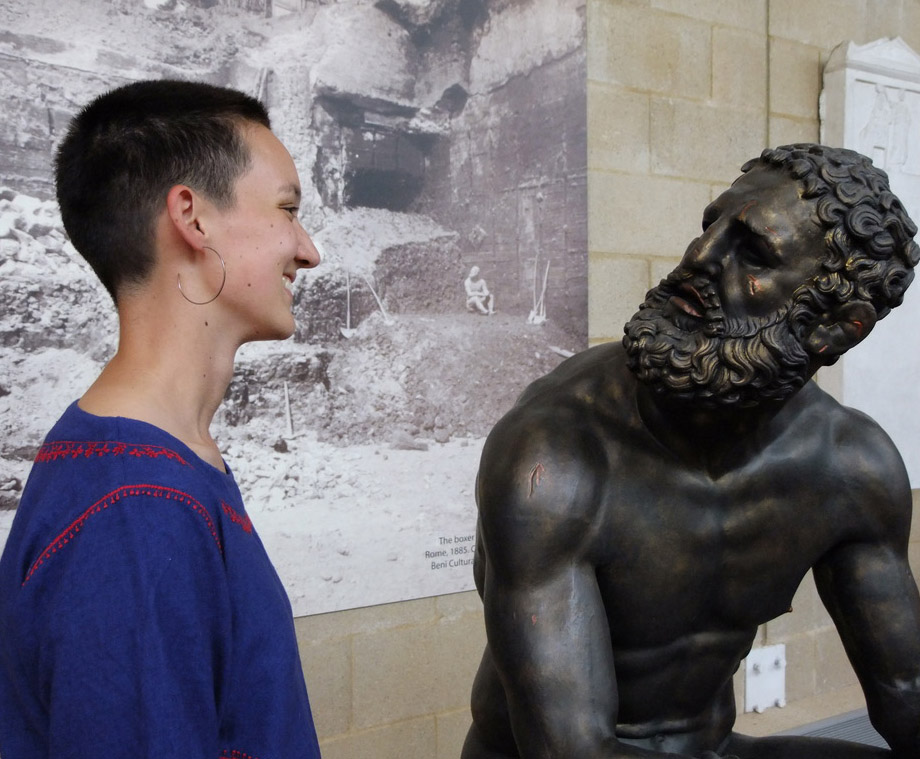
(743, 143, 919, 321)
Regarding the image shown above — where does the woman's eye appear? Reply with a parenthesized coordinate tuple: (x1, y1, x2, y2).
(283, 207, 298, 218)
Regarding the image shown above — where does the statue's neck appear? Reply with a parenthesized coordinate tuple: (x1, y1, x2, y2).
(635, 384, 792, 478)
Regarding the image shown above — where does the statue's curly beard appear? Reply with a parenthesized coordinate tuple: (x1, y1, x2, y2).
(623, 268, 815, 407)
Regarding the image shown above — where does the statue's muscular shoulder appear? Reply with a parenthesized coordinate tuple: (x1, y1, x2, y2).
(496, 341, 637, 436)
(475, 343, 639, 577)
(479, 341, 635, 486)
(779, 383, 905, 481)
(784, 381, 912, 531)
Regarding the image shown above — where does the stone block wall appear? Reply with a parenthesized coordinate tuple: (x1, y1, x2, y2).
(294, 2, 920, 756)
(296, 589, 485, 758)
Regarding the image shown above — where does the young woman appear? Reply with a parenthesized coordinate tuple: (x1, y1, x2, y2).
(0, 80, 323, 758)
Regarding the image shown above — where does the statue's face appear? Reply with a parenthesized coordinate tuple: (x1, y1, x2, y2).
(668, 166, 825, 329)
(623, 167, 827, 407)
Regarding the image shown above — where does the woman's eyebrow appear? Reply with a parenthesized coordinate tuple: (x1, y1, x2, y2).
(278, 182, 301, 200)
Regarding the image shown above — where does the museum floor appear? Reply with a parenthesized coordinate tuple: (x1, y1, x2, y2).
(736, 685, 885, 747)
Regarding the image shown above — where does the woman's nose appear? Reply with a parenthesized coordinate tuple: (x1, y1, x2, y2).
(298, 225, 321, 269)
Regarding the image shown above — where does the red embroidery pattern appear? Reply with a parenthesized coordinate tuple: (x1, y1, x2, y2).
(220, 751, 262, 759)
(22, 484, 222, 586)
(222, 501, 253, 534)
(36, 440, 189, 466)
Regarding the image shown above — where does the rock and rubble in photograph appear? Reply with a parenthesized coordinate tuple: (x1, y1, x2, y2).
(0, 0, 586, 441)
(0, 0, 587, 611)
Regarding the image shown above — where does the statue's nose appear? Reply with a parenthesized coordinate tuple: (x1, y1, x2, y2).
(682, 223, 726, 277)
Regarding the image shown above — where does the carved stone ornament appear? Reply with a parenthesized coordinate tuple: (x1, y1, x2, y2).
(821, 37, 920, 486)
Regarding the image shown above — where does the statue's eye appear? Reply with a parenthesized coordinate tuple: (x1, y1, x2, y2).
(739, 238, 775, 268)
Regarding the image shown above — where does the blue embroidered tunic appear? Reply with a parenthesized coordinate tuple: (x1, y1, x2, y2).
(0, 402, 321, 759)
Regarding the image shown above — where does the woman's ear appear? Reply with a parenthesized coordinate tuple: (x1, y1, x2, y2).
(165, 184, 207, 250)
(803, 300, 877, 361)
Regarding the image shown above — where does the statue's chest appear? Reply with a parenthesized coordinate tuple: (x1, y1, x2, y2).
(595, 465, 829, 640)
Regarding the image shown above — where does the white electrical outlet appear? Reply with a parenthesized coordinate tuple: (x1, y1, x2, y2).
(744, 644, 786, 714)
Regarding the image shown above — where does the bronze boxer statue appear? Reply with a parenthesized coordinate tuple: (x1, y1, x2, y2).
(463, 144, 920, 759)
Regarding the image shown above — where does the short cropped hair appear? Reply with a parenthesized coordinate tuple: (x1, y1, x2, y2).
(55, 79, 270, 301)
(743, 143, 919, 321)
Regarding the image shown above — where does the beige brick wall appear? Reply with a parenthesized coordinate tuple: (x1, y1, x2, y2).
(296, 591, 485, 757)
(289, 3, 920, 756)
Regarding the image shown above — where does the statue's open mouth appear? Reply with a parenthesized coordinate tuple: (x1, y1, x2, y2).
(669, 294, 702, 318)
(667, 280, 709, 322)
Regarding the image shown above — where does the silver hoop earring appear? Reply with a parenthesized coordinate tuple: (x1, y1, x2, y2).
(177, 246, 227, 305)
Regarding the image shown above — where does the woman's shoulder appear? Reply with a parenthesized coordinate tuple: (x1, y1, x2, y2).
(9, 403, 233, 584)
(29, 402, 222, 505)
(36, 402, 195, 469)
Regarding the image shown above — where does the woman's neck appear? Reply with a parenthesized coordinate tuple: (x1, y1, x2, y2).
(79, 301, 239, 471)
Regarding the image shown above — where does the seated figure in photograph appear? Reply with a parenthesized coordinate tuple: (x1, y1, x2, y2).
(466, 265, 496, 315)
(0, 80, 323, 758)
(462, 144, 920, 759)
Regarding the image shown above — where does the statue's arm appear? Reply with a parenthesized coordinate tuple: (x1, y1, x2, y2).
(813, 441, 920, 758)
(475, 414, 683, 759)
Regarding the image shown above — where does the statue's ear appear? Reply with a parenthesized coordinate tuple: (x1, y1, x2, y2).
(803, 301, 877, 361)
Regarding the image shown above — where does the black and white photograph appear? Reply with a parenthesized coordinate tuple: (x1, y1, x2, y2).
(0, 0, 587, 615)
